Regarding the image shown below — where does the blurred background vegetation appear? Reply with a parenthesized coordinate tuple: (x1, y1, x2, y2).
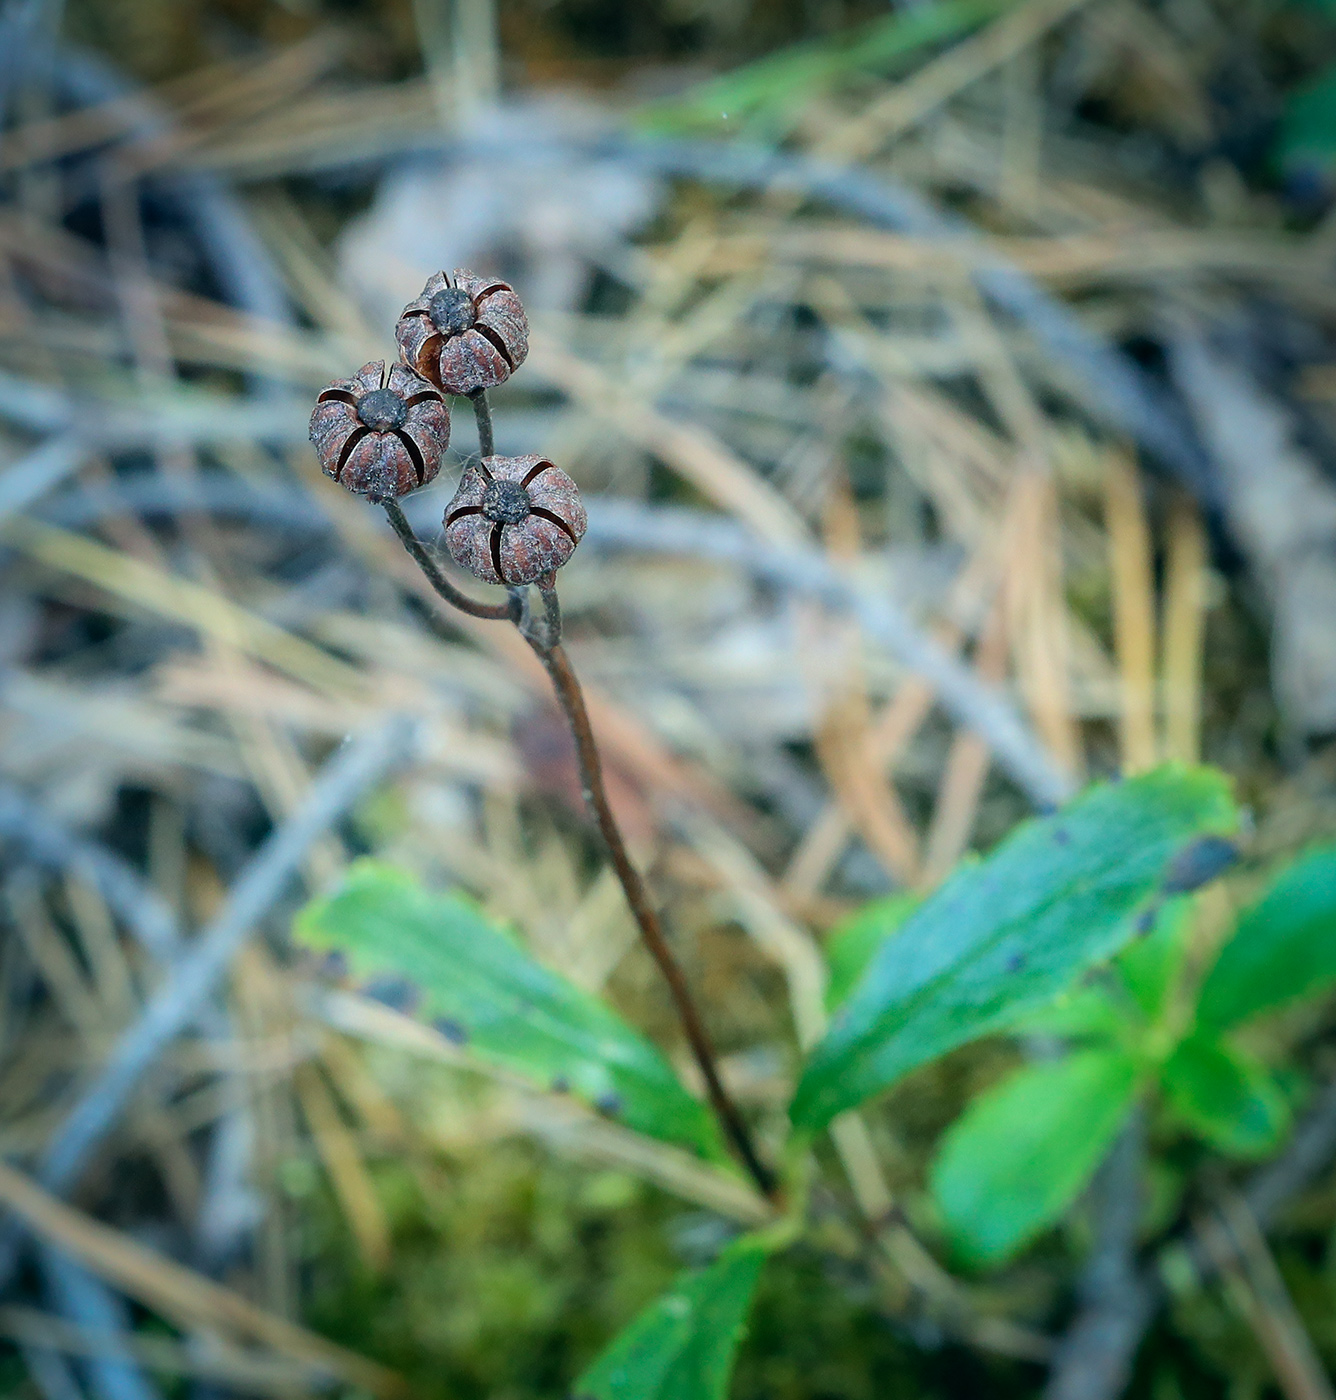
(3, 0, 1336, 1396)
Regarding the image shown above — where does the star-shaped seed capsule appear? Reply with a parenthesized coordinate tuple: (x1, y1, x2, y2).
(396, 269, 529, 397)
(443, 455, 586, 587)
(309, 360, 449, 499)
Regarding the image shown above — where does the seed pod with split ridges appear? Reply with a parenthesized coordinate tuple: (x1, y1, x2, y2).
(444, 455, 586, 587)
(395, 269, 529, 396)
(310, 360, 449, 499)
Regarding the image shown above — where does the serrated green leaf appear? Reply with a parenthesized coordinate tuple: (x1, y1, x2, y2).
(790, 766, 1236, 1131)
(575, 1236, 769, 1400)
(297, 862, 725, 1160)
(931, 1049, 1142, 1267)
(824, 893, 920, 1011)
(1162, 1035, 1289, 1157)
(1197, 847, 1336, 1031)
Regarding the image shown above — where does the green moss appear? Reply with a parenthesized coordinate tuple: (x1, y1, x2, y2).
(300, 1142, 681, 1400)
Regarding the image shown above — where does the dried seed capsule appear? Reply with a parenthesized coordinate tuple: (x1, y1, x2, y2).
(395, 269, 529, 396)
(444, 454, 586, 587)
(309, 360, 449, 500)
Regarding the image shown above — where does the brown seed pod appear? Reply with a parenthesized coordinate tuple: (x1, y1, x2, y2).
(443, 455, 586, 587)
(395, 269, 529, 396)
(309, 360, 449, 499)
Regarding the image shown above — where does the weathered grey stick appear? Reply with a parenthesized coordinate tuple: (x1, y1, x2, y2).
(0, 718, 415, 1297)
(36, 715, 415, 1194)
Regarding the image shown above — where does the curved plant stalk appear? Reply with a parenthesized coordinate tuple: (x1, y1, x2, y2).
(382, 390, 776, 1199)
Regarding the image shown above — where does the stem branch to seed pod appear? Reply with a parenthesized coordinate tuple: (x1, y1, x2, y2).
(381, 499, 514, 622)
(539, 584, 562, 648)
(469, 389, 495, 458)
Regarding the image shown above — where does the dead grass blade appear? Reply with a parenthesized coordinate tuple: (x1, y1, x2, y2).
(1196, 1196, 1336, 1400)
(0, 1158, 407, 1396)
(1104, 450, 1159, 773)
(1162, 491, 1207, 764)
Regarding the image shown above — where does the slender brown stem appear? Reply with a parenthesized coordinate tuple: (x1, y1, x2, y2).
(538, 583, 562, 649)
(529, 629, 776, 1198)
(470, 389, 495, 459)
(384, 496, 774, 1195)
(381, 499, 513, 622)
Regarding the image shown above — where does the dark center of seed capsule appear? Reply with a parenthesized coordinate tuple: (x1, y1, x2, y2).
(356, 388, 407, 431)
(481, 479, 531, 525)
(428, 286, 477, 338)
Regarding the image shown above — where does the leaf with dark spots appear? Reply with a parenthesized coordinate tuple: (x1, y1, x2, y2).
(361, 976, 420, 1014)
(296, 861, 726, 1159)
(1161, 835, 1238, 894)
(790, 765, 1237, 1131)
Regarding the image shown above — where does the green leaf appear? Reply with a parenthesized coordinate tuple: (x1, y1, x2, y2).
(1197, 846, 1336, 1030)
(790, 766, 1236, 1131)
(824, 893, 920, 1011)
(1008, 981, 1128, 1042)
(575, 1236, 769, 1400)
(1009, 901, 1195, 1043)
(1117, 895, 1194, 1019)
(636, 0, 1004, 137)
(931, 1049, 1142, 1267)
(297, 862, 725, 1160)
(1278, 63, 1336, 171)
(1161, 1035, 1289, 1157)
